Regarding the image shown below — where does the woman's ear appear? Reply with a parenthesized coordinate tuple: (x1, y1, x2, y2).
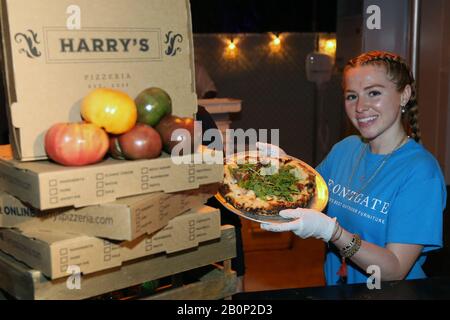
(401, 84, 412, 106)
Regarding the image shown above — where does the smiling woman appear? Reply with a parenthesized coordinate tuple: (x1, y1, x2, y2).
(260, 51, 447, 286)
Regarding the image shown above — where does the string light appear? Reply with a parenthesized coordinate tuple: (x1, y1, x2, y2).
(325, 39, 336, 53)
(318, 34, 337, 59)
(272, 34, 281, 46)
(218, 33, 336, 61)
(228, 39, 236, 51)
(269, 33, 282, 53)
(224, 37, 238, 59)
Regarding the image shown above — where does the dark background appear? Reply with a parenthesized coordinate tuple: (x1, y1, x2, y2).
(189, 0, 337, 33)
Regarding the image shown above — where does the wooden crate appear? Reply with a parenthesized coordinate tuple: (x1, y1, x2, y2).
(0, 225, 236, 300)
(106, 262, 237, 300)
(146, 267, 236, 300)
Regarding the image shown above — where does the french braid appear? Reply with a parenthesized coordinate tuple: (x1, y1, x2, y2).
(344, 51, 421, 142)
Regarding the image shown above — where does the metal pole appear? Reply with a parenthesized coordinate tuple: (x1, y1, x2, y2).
(411, 0, 420, 79)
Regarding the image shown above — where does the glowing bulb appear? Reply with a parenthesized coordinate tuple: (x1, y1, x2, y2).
(224, 37, 238, 59)
(318, 36, 337, 58)
(325, 39, 336, 51)
(273, 36, 281, 46)
(269, 33, 282, 54)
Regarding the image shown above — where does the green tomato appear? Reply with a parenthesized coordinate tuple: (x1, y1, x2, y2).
(135, 87, 172, 127)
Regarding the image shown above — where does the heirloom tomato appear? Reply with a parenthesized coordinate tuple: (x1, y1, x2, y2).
(109, 123, 162, 160)
(135, 87, 172, 126)
(155, 115, 198, 155)
(45, 122, 109, 166)
(81, 88, 137, 134)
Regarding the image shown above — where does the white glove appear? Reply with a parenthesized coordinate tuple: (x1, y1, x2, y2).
(255, 142, 286, 158)
(260, 208, 337, 242)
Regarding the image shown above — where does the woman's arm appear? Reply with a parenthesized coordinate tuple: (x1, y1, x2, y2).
(261, 209, 427, 281)
(332, 228, 423, 281)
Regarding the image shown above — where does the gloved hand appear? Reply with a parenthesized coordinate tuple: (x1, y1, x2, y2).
(260, 208, 337, 242)
(255, 142, 286, 158)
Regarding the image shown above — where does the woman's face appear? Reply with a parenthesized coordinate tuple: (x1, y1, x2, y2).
(343, 65, 410, 143)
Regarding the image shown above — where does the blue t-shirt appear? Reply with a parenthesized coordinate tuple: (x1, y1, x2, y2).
(316, 135, 447, 285)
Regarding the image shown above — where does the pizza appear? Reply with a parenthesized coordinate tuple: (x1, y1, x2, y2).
(219, 154, 316, 215)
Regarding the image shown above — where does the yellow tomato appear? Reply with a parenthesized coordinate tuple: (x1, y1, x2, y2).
(81, 88, 137, 134)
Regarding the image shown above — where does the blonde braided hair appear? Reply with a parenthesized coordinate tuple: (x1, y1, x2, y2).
(344, 51, 421, 142)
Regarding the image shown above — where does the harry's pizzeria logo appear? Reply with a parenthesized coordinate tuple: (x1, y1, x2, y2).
(59, 37, 151, 54)
(12, 5, 184, 62)
(14, 29, 183, 62)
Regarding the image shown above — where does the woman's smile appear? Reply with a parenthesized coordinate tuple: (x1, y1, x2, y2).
(356, 115, 379, 127)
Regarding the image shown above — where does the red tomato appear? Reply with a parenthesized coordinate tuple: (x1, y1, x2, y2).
(109, 123, 162, 160)
(45, 122, 109, 166)
(155, 115, 196, 155)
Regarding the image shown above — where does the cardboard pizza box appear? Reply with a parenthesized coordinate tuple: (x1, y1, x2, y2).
(0, 0, 197, 161)
(0, 205, 221, 279)
(0, 146, 223, 210)
(0, 183, 219, 241)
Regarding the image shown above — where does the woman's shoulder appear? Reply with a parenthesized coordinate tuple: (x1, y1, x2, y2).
(400, 139, 445, 180)
(404, 140, 438, 163)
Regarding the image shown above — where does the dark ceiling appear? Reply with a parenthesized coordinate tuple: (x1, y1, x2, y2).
(190, 0, 337, 33)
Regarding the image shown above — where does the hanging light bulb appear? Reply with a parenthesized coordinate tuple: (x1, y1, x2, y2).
(228, 39, 236, 51)
(318, 34, 337, 59)
(224, 37, 238, 59)
(272, 34, 281, 46)
(324, 39, 336, 54)
(269, 33, 282, 53)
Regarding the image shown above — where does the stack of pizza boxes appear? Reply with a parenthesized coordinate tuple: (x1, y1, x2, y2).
(0, 0, 230, 299)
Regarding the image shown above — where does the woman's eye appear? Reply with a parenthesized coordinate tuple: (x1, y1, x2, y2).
(345, 94, 357, 101)
(368, 90, 381, 97)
